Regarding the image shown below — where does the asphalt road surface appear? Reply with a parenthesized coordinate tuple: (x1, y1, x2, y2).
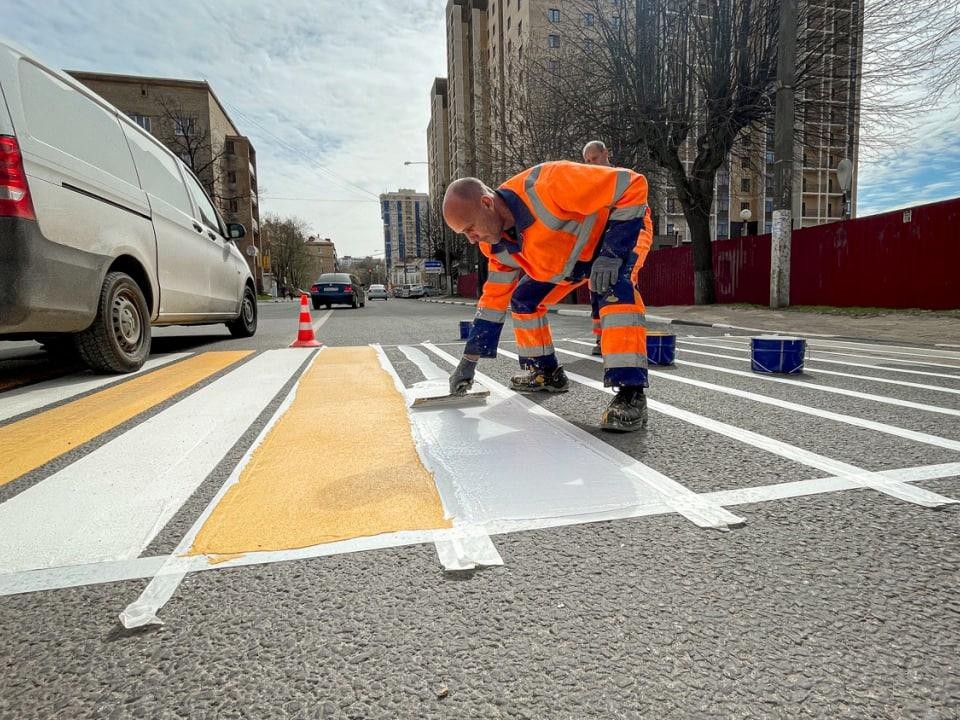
(1, 298, 957, 719)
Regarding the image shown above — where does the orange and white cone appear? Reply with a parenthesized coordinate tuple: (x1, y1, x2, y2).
(290, 293, 322, 348)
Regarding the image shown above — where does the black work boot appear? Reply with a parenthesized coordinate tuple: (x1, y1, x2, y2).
(510, 365, 570, 393)
(591, 339, 602, 356)
(600, 386, 648, 432)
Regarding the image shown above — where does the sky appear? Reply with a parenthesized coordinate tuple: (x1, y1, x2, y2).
(3, 1, 958, 257)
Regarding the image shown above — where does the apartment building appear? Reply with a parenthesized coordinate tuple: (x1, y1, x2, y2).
(304, 237, 338, 282)
(427, 77, 450, 215)
(380, 189, 429, 285)
(433, 0, 863, 246)
(68, 71, 264, 286)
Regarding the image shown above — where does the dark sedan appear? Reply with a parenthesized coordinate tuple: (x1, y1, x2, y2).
(310, 273, 366, 309)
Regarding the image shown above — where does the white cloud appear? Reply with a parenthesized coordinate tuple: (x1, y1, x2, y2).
(3, 0, 445, 257)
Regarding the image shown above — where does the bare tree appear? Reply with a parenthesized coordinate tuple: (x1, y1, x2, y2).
(262, 214, 312, 293)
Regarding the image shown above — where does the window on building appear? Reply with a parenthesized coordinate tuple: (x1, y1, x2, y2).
(829, 203, 834, 216)
(666, 223, 675, 235)
(225, 140, 235, 154)
(610, 16, 621, 29)
(548, 34, 560, 48)
(584, 39, 594, 52)
(765, 150, 774, 165)
(802, 201, 807, 216)
(740, 201, 750, 211)
(548, 8, 560, 22)
(174, 116, 195, 137)
(829, 178, 834, 192)
(228, 199, 239, 213)
(507, 16, 511, 29)
(584, 12, 595, 25)
(740, 178, 750, 192)
(741, 155, 750, 168)
(667, 197, 677, 213)
(227, 170, 237, 184)
(765, 198, 773, 214)
(547, 59, 560, 72)
(127, 113, 151, 132)
(518, 19, 522, 36)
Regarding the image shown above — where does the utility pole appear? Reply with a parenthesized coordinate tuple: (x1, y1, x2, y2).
(770, 0, 798, 309)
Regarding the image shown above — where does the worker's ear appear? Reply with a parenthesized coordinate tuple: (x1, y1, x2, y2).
(480, 195, 494, 211)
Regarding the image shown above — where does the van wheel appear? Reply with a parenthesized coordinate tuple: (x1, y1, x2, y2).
(227, 286, 258, 338)
(75, 271, 151, 373)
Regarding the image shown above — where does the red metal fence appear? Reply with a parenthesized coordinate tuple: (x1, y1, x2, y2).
(635, 196, 960, 309)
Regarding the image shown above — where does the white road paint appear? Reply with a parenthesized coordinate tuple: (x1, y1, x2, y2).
(554, 346, 960, 452)
(119, 349, 322, 628)
(311, 309, 333, 334)
(548, 348, 956, 508)
(0, 353, 190, 424)
(3, 462, 955, 598)
(567, 339, 960, 397)
(803, 338, 960, 363)
(410, 344, 741, 529)
(0, 350, 314, 577)
(678, 339, 960, 381)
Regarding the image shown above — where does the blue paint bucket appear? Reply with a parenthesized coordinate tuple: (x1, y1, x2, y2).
(459, 321, 472, 340)
(751, 336, 806, 374)
(647, 332, 677, 366)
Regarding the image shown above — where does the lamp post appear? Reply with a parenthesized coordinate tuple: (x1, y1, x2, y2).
(837, 158, 853, 221)
(740, 208, 752, 237)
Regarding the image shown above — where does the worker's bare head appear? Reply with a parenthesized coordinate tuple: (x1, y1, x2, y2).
(582, 140, 611, 166)
(443, 177, 504, 246)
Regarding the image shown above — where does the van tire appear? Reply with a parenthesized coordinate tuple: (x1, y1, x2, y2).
(38, 335, 78, 357)
(76, 271, 151, 374)
(227, 286, 258, 338)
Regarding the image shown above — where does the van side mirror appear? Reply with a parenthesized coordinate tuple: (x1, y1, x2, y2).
(227, 223, 246, 240)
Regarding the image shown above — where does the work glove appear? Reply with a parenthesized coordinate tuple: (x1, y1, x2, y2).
(449, 356, 478, 395)
(590, 255, 622, 294)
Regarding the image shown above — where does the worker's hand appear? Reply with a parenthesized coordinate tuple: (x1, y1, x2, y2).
(590, 255, 622, 294)
(449, 356, 478, 395)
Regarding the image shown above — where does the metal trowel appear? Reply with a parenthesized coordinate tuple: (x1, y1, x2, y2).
(408, 379, 490, 409)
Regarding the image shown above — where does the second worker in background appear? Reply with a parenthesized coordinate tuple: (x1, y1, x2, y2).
(443, 160, 653, 432)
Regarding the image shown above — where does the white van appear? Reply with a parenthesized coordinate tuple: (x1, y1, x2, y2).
(0, 40, 257, 372)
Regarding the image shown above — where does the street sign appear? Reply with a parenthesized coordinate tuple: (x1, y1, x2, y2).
(423, 260, 443, 274)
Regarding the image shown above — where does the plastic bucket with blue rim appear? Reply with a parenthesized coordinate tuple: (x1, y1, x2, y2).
(647, 332, 677, 366)
(750, 335, 806, 374)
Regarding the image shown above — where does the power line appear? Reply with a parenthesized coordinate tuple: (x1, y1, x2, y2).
(261, 196, 379, 203)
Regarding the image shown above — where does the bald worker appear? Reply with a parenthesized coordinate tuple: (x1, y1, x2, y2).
(443, 161, 653, 432)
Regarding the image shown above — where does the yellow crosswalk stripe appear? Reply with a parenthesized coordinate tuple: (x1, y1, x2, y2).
(0, 352, 251, 487)
(189, 346, 451, 556)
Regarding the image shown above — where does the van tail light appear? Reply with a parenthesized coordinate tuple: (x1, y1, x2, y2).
(344, 285, 353, 292)
(0, 136, 36, 220)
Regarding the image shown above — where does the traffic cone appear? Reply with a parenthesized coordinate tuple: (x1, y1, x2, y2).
(290, 293, 322, 348)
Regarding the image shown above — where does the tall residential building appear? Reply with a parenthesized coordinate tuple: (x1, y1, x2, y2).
(68, 71, 264, 287)
(446, 0, 490, 180)
(380, 189, 428, 285)
(436, 0, 863, 245)
(427, 77, 450, 214)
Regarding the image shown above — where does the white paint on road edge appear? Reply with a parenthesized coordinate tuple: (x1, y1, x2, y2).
(434, 527, 504, 571)
(3, 462, 956, 598)
(0, 353, 191, 424)
(118, 348, 322, 629)
(311, 309, 333, 334)
(552, 347, 957, 509)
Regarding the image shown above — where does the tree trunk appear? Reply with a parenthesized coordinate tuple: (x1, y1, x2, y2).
(687, 209, 716, 305)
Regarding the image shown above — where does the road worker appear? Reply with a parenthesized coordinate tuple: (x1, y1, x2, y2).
(443, 161, 653, 432)
(582, 140, 612, 356)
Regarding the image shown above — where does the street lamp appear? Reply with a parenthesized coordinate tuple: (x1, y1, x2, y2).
(740, 208, 752, 237)
(403, 161, 429, 166)
(836, 158, 853, 221)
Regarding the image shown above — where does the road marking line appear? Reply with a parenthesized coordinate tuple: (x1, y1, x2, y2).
(0, 351, 252, 488)
(678, 339, 960, 381)
(3, 462, 956, 597)
(0, 350, 314, 575)
(120, 349, 321, 628)
(549, 348, 956, 508)
(311, 309, 333, 334)
(187, 346, 451, 557)
(568, 339, 960, 396)
(0, 353, 191, 424)
(804, 338, 960, 362)
(555, 346, 960, 452)
(421, 344, 744, 530)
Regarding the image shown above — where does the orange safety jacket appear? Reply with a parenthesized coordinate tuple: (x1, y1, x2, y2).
(465, 161, 652, 358)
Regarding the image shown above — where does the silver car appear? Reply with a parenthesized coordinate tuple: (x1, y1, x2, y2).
(367, 284, 389, 300)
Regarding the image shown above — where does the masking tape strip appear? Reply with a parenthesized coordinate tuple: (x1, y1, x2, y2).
(118, 348, 323, 629)
(435, 526, 504, 571)
(2, 464, 956, 598)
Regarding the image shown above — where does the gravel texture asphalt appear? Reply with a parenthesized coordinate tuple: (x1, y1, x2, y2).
(1, 299, 957, 719)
